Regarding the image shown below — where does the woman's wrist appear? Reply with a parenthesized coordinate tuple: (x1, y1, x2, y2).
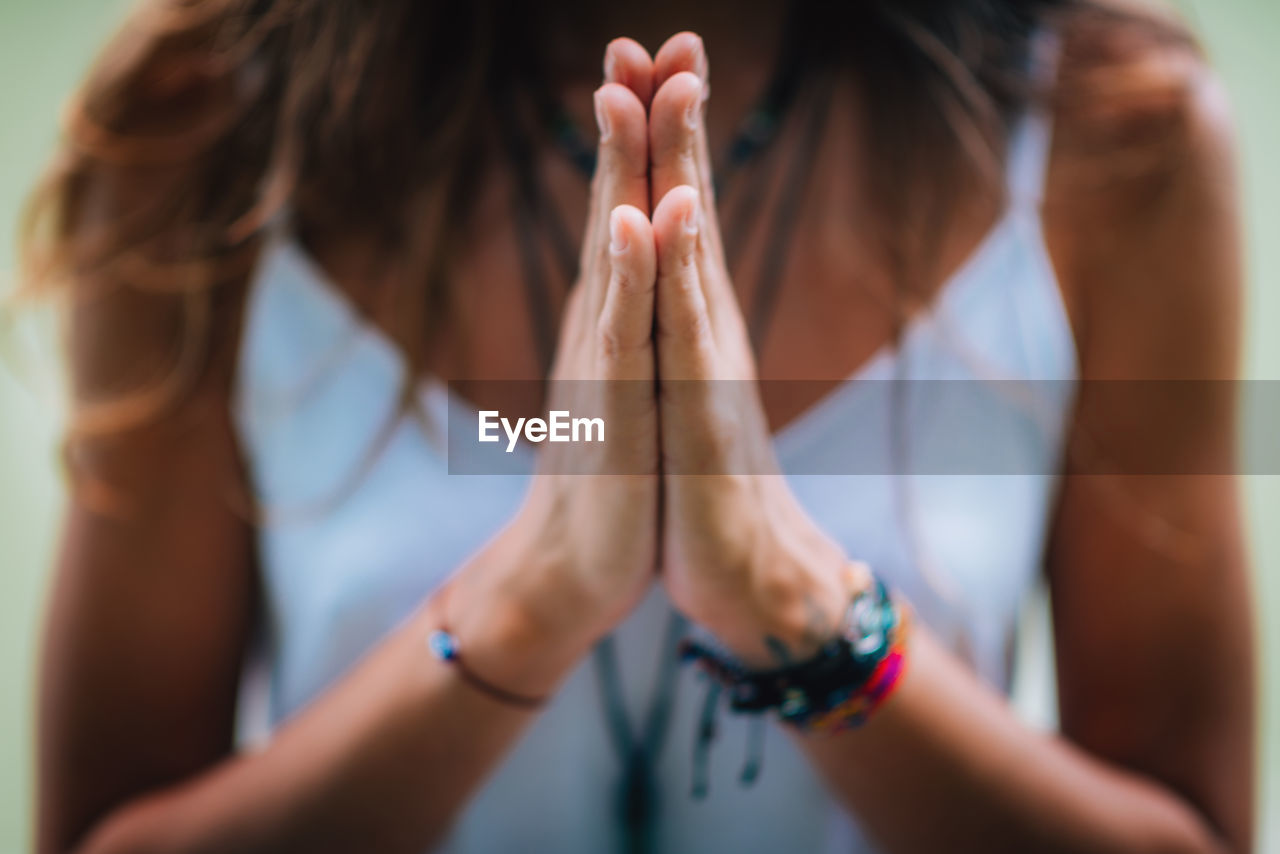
(705, 502, 867, 668)
(426, 517, 602, 703)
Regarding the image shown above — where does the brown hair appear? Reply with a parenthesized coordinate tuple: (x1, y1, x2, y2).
(18, 0, 1199, 498)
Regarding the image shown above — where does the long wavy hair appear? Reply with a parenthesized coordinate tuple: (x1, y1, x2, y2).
(19, 0, 1197, 505)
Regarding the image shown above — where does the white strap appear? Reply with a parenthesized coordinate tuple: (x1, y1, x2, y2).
(1005, 29, 1063, 209)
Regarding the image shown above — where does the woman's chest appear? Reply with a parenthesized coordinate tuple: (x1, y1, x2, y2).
(236, 192, 1078, 717)
(310, 147, 1006, 434)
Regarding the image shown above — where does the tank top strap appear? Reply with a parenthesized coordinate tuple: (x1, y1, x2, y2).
(1005, 27, 1063, 212)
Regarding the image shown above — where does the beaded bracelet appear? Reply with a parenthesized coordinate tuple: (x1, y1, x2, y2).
(427, 628, 549, 709)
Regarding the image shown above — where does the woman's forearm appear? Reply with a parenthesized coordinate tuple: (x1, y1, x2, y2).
(800, 629, 1232, 854)
(69, 524, 589, 854)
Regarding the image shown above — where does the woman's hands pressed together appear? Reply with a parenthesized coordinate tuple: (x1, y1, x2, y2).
(478, 33, 862, 673)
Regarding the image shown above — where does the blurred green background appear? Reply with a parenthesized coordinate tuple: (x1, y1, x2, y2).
(0, 1, 1276, 852)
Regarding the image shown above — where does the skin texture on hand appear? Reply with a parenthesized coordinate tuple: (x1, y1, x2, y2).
(485, 33, 859, 670)
(443, 41, 670, 693)
(565, 35, 865, 665)
(646, 36, 857, 665)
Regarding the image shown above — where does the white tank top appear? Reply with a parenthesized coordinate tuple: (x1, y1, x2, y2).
(232, 42, 1074, 854)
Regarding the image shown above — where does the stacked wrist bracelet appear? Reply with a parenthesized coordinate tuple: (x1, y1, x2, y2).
(426, 573, 910, 803)
(680, 577, 910, 736)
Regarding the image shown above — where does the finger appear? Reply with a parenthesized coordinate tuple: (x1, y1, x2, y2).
(653, 185, 716, 380)
(653, 31, 708, 92)
(603, 37, 655, 107)
(580, 82, 649, 319)
(649, 71, 705, 217)
(649, 70, 727, 272)
(652, 33, 712, 218)
(597, 205, 657, 381)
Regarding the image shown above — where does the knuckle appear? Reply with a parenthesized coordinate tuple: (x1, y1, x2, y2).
(597, 326, 622, 362)
(597, 325, 643, 363)
(655, 138, 697, 171)
(750, 562, 803, 612)
(656, 252, 697, 289)
(611, 267, 654, 297)
(668, 306, 711, 342)
(610, 265, 634, 293)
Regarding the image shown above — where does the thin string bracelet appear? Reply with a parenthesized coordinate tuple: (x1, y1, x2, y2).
(427, 629, 549, 710)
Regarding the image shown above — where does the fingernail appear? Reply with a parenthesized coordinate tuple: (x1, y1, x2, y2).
(609, 210, 628, 253)
(685, 95, 700, 130)
(594, 89, 611, 141)
(683, 204, 700, 236)
(603, 46, 617, 82)
(694, 36, 708, 81)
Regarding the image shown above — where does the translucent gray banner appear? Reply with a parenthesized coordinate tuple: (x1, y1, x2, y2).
(443, 380, 1268, 475)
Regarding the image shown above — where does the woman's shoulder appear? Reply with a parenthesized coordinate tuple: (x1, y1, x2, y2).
(40, 155, 258, 510)
(1044, 0, 1239, 359)
(1049, 0, 1233, 194)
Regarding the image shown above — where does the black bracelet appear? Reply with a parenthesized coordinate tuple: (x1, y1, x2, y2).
(679, 578, 899, 727)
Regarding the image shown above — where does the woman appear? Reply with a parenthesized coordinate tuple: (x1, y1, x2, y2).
(26, 0, 1255, 852)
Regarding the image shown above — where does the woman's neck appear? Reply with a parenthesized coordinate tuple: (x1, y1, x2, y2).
(543, 2, 791, 174)
(548, 1, 786, 74)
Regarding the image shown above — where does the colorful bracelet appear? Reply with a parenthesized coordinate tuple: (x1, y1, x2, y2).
(801, 615, 910, 735)
(427, 628, 549, 709)
(681, 577, 911, 736)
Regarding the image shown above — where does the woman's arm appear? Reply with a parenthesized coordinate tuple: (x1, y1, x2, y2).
(39, 398, 577, 854)
(35, 263, 596, 854)
(37, 42, 665, 854)
(645, 30, 1255, 854)
(796, 58, 1254, 851)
